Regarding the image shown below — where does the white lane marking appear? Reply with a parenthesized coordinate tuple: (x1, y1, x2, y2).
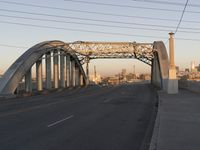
(47, 115, 74, 128)
(103, 98, 112, 103)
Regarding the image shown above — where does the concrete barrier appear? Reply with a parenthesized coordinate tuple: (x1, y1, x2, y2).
(179, 79, 200, 93)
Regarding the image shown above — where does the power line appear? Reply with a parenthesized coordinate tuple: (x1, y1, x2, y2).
(0, 14, 172, 32)
(0, 8, 177, 29)
(175, 0, 189, 34)
(132, 0, 200, 8)
(2, 8, 200, 31)
(63, 0, 200, 14)
(132, 0, 185, 6)
(2, 14, 200, 34)
(1, 20, 200, 41)
(0, 7, 180, 23)
(1, 1, 200, 24)
(0, 44, 28, 49)
(64, 0, 181, 12)
(0, 20, 168, 39)
(0, 1, 182, 22)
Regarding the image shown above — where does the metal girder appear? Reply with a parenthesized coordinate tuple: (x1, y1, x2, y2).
(68, 41, 154, 65)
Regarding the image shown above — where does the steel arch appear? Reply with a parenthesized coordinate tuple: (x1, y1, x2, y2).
(0, 40, 87, 95)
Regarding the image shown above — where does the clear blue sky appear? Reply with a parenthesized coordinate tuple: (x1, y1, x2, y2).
(0, 0, 200, 76)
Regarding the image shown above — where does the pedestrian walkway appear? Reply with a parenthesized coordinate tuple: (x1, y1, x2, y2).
(150, 89, 200, 150)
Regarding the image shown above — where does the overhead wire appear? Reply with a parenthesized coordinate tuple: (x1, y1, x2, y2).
(0, 0, 183, 13)
(0, 9, 174, 28)
(1, 14, 200, 34)
(0, 1, 200, 42)
(2, 8, 200, 31)
(0, 20, 168, 39)
(0, 14, 172, 32)
(174, 0, 189, 34)
(132, 0, 200, 8)
(0, 1, 200, 24)
(63, 0, 200, 14)
(0, 44, 28, 49)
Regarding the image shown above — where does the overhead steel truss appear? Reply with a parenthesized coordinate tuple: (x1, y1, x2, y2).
(67, 41, 154, 65)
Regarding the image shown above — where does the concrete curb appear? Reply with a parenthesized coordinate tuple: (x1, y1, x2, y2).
(148, 90, 163, 150)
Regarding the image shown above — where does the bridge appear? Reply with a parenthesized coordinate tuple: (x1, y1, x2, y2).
(0, 33, 187, 150)
(0, 38, 174, 96)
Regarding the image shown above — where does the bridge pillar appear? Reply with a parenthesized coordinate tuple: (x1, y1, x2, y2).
(60, 51, 66, 88)
(53, 50, 59, 89)
(75, 67, 80, 86)
(36, 59, 43, 91)
(66, 54, 71, 87)
(85, 57, 90, 85)
(25, 68, 32, 93)
(167, 32, 178, 94)
(71, 60, 76, 87)
(45, 52, 52, 90)
(80, 73, 84, 86)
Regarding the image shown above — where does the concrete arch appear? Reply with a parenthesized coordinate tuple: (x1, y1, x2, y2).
(151, 41, 169, 90)
(0, 41, 87, 95)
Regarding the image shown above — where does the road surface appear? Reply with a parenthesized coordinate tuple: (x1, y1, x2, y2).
(0, 84, 157, 150)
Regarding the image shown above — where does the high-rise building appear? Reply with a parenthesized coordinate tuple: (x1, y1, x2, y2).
(191, 61, 196, 72)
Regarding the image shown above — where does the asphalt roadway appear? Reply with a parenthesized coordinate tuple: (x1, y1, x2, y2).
(0, 84, 157, 150)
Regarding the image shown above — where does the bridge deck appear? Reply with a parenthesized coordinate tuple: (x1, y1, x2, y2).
(0, 84, 157, 150)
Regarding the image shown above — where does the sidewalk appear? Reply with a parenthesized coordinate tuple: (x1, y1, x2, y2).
(150, 89, 200, 150)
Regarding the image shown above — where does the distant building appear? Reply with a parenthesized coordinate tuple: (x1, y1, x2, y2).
(176, 66, 179, 73)
(196, 64, 200, 72)
(126, 73, 134, 82)
(121, 69, 127, 82)
(185, 68, 189, 73)
(89, 74, 102, 84)
(139, 74, 151, 80)
(108, 76, 120, 85)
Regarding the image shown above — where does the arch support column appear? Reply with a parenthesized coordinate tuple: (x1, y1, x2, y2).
(66, 54, 71, 87)
(53, 50, 59, 89)
(75, 67, 80, 86)
(36, 59, 43, 91)
(71, 60, 76, 87)
(80, 73, 84, 86)
(60, 51, 66, 88)
(46, 52, 52, 90)
(85, 57, 90, 85)
(25, 69, 32, 92)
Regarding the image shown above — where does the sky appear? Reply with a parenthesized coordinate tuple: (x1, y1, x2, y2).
(0, 0, 200, 76)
